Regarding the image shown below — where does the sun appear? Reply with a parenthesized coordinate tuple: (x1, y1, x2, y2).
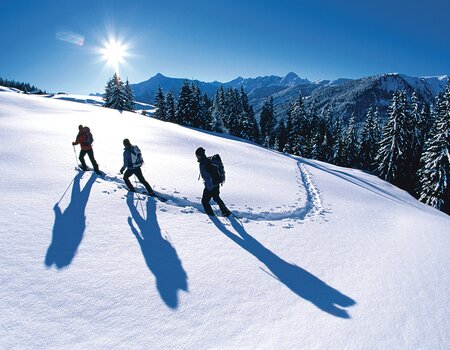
(99, 38, 129, 73)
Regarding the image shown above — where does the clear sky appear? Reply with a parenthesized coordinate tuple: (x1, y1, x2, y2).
(0, 0, 448, 94)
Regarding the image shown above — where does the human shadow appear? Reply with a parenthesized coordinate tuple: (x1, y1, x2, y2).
(45, 172, 96, 269)
(127, 193, 188, 309)
(211, 217, 356, 318)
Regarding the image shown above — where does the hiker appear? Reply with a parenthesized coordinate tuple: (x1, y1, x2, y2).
(72, 124, 100, 174)
(120, 138, 155, 195)
(196, 147, 231, 217)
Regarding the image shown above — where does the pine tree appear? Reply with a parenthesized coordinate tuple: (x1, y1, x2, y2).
(189, 84, 201, 128)
(154, 86, 166, 120)
(176, 81, 194, 126)
(331, 117, 345, 165)
(199, 93, 213, 130)
(419, 103, 432, 145)
(123, 78, 135, 112)
(342, 113, 359, 166)
(417, 82, 450, 213)
(303, 102, 319, 158)
(290, 94, 307, 156)
(283, 102, 295, 153)
(239, 87, 259, 142)
(224, 88, 242, 136)
(359, 107, 380, 171)
(103, 73, 127, 110)
(165, 91, 176, 122)
(274, 119, 288, 152)
(375, 91, 410, 186)
(103, 76, 115, 107)
(210, 91, 226, 133)
(402, 91, 422, 187)
(259, 97, 276, 148)
(318, 107, 334, 162)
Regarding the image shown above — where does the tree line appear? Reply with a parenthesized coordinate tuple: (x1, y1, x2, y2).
(0, 77, 47, 94)
(103, 74, 449, 214)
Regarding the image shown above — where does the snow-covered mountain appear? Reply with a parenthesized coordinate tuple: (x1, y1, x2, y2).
(1, 90, 449, 348)
(127, 72, 448, 122)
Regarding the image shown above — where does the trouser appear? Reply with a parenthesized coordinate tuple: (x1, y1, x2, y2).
(202, 185, 229, 215)
(124, 167, 153, 193)
(79, 150, 99, 172)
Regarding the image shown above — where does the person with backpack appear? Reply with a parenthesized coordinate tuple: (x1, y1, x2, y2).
(195, 147, 231, 217)
(72, 125, 100, 174)
(120, 138, 155, 195)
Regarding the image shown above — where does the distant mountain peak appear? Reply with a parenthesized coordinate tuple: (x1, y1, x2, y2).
(285, 72, 299, 79)
(280, 72, 309, 86)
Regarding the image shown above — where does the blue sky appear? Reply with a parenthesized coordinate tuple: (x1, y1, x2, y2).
(0, 0, 449, 94)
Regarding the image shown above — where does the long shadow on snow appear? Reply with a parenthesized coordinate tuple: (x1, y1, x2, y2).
(211, 216, 356, 319)
(127, 193, 188, 309)
(45, 172, 96, 269)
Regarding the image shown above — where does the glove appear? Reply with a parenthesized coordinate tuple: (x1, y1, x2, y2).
(120, 169, 124, 174)
(72, 142, 76, 145)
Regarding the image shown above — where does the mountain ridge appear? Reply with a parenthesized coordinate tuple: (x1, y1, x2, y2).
(124, 72, 448, 121)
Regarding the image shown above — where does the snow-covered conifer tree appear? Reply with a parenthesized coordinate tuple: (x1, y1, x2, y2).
(359, 107, 380, 170)
(342, 113, 359, 166)
(199, 93, 213, 130)
(154, 86, 166, 120)
(239, 87, 259, 142)
(331, 117, 345, 165)
(165, 91, 176, 122)
(123, 78, 135, 112)
(417, 82, 450, 213)
(259, 97, 276, 148)
(176, 81, 194, 125)
(103, 73, 127, 110)
(210, 91, 226, 133)
(375, 91, 409, 185)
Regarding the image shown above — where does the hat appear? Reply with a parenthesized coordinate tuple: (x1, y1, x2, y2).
(195, 147, 206, 156)
(123, 138, 131, 147)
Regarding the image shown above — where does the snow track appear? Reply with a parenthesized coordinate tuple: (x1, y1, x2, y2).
(99, 159, 324, 223)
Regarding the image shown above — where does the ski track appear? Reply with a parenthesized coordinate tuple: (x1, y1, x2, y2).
(97, 160, 324, 223)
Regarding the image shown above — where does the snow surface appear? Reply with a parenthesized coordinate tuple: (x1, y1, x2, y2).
(0, 91, 449, 349)
(48, 93, 156, 114)
(0, 85, 23, 94)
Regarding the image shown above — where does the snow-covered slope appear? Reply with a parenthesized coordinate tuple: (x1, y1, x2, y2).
(0, 91, 449, 349)
(48, 93, 156, 114)
(0, 85, 24, 93)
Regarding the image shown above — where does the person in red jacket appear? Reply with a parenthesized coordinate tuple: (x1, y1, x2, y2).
(72, 125, 100, 174)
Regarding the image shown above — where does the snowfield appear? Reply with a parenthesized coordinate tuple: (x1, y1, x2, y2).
(0, 91, 449, 349)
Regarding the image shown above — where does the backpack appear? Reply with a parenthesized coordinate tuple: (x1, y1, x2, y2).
(130, 145, 144, 168)
(83, 127, 94, 146)
(208, 154, 226, 185)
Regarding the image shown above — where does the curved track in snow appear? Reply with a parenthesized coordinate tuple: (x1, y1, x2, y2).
(100, 159, 324, 222)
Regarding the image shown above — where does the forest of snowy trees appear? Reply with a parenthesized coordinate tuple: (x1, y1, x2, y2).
(0, 77, 47, 94)
(104, 75, 449, 214)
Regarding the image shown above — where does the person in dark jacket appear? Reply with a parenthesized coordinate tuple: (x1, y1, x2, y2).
(72, 125, 100, 174)
(196, 147, 231, 217)
(120, 138, 155, 195)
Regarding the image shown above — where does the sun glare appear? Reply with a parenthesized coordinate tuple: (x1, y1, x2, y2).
(100, 38, 129, 73)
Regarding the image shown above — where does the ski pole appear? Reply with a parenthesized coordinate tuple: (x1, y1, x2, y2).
(73, 145, 79, 168)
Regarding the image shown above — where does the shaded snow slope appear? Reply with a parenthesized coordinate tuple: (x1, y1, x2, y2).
(0, 92, 449, 349)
